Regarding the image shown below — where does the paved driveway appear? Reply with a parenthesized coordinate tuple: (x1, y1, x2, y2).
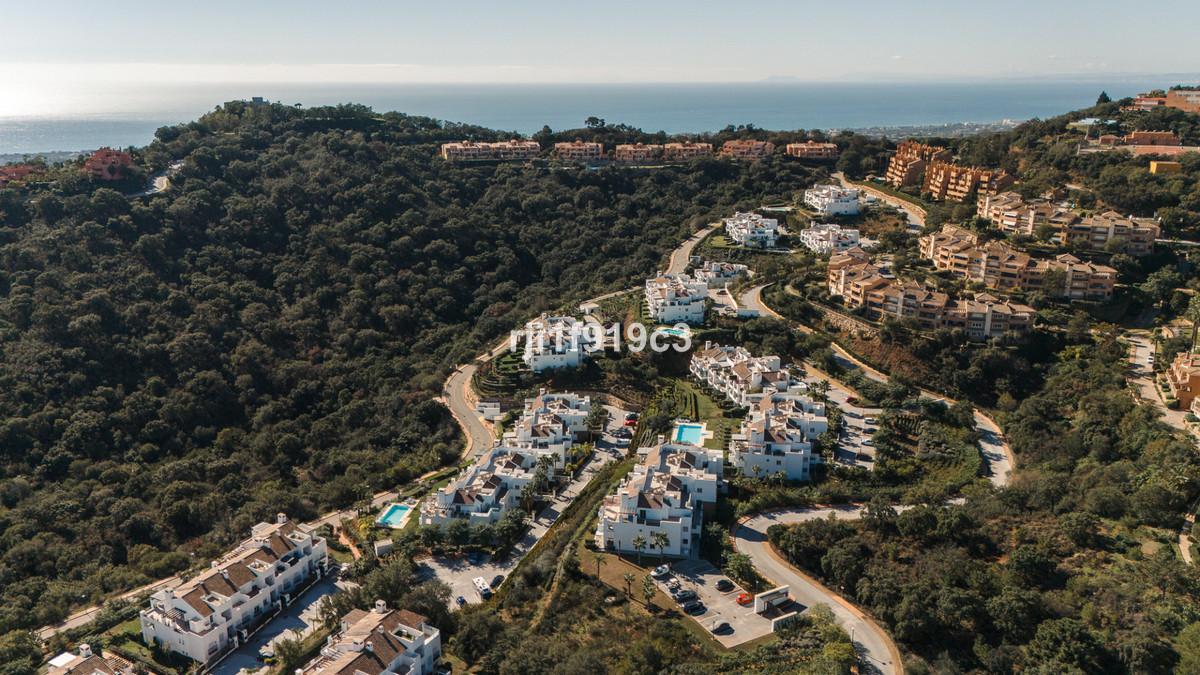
(211, 574, 349, 675)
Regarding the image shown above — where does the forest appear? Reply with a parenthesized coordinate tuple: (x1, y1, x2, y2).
(0, 101, 825, 637)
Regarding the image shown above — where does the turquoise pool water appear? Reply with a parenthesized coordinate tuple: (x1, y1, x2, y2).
(674, 423, 704, 445)
(377, 503, 411, 528)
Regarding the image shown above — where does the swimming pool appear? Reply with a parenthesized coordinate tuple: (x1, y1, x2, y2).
(376, 503, 411, 529)
(674, 423, 705, 445)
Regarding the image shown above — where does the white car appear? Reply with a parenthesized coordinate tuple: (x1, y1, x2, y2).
(652, 564, 671, 578)
(861, 438, 874, 446)
(864, 417, 878, 425)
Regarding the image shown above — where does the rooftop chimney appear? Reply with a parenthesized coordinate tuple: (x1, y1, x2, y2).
(79, 644, 92, 658)
(374, 599, 387, 614)
(276, 513, 288, 524)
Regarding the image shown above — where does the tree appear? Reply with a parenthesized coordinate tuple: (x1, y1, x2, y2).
(1096, 91, 1112, 105)
(651, 532, 670, 561)
(641, 574, 656, 609)
(585, 116, 606, 129)
(1177, 621, 1200, 675)
(1026, 618, 1104, 672)
(1186, 294, 1200, 348)
(632, 534, 648, 565)
(453, 610, 505, 664)
(590, 551, 607, 579)
(273, 634, 307, 671)
(585, 405, 610, 436)
(316, 595, 342, 633)
(622, 572, 636, 597)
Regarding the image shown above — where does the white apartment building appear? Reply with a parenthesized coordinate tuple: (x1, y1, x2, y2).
(298, 600, 441, 675)
(645, 272, 708, 324)
(724, 212, 780, 248)
(594, 441, 724, 558)
(731, 388, 828, 482)
(694, 260, 750, 288)
(803, 185, 861, 216)
(501, 389, 591, 468)
(419, 447, 538, 526)
(690, 342, 791, 408)
(798, 223, 861, 254)
(140, 515, 328, 665)
(520, 314, 598, 372)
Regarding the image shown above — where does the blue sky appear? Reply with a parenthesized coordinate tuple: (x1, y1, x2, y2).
(2, 0, 1199, 84)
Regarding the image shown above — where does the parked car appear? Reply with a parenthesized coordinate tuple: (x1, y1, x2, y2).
(736, 593, 754, 606)
(682, 600, 705, 614)
(846, 396, 859, 405)
(864, 417, 878, 425)
(624, 418, 638, 427)
(652, 564, 671, 578)
(673, 589, 697, 603)
(625, 412, 639, 421)
(467, 551, 485, 565)
(491, 574, 505, 589)
(715, 579, 734, 592)
(862, 438, 874, 446)
(711, 621, 733, 635)
(455, 596, 467, 607)
(667, 578, 682, 591)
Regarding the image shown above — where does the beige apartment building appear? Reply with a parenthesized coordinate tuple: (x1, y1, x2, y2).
(554, 140, 605, 162)
(1061, 211, 1160, 256)
(884, 141, 951, 188)
(613, 143, 664, 163)
(920, 225, 1116, 300)
(440, 140, 541, 161)
(922, 160, 1014, 202)
(977, 192, 1078, 237)
(662, 141, 714, 161)
(1124, 131, 1181, 146)
(826, 248, 1032, 339)
(719, 140, 775, 160)
(978, 193, 1159, 255)
(786, 141, 839, 160)
(1166, 88, 1200, 114)
(1167, 352, 1200, 408)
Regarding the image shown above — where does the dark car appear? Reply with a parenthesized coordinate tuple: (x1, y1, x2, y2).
(467, 551, 485, 565)
(715, 579, 734, 592)
(455, 596, 467, 607)
(711, 621, 733, 635)
(682, 600, 705, 614)
(673, 589, 697, 603)
(491, 574, 505, 589)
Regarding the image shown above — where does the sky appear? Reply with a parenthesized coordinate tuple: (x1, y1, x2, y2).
(1, 0, 1198, 110)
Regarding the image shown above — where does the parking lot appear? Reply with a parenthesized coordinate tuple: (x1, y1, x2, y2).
(653, 559, 776, 648)
(803, 376, 882, 469)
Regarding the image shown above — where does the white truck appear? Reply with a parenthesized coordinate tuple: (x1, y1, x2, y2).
(473, 576, 493, 599)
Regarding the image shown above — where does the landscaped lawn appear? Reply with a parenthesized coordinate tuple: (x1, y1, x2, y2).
(678, 380, 737, 451)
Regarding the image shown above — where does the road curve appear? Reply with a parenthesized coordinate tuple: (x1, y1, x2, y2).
(734, 506, 902, 674)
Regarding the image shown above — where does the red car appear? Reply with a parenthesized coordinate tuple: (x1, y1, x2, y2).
(846, 396, 859, 405)
(736, 593, 754, 607)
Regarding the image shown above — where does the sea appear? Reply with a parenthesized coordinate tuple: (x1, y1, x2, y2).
(0, 79, 1175, 156)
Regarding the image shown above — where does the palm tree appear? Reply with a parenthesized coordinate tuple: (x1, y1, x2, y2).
(622, 572, 636, 597)
(651, 532, 670, 562)
(641, 574, 656, 610)
(632, 534, 648, 566)
(590, 551, 607, 578)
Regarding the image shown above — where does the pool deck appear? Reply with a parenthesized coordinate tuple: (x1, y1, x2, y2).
(671, 420, 713, 446)
(376, 502, 415, 529)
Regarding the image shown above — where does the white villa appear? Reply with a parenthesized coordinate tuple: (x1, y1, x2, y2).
(419, 446, 539, 526)
(694, 260, 750, 288)
(724, 212, 781, 248)
(501, 389, 591, 468)
(690, 341, 791, 407)
(139, 515, 328, 665)
(595, 440, 724, 558)
(298, 600, 441, 675)
(803, 185, 861, 216)
(731, 388, 828, 482)
(645, 272, 708, 324)
(798, 223, 861, 254)
(47, 644, 138, 675)
(520, 314, 597, 372)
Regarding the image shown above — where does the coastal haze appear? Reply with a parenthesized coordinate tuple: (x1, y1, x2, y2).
(0, 79, 1174, 155)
